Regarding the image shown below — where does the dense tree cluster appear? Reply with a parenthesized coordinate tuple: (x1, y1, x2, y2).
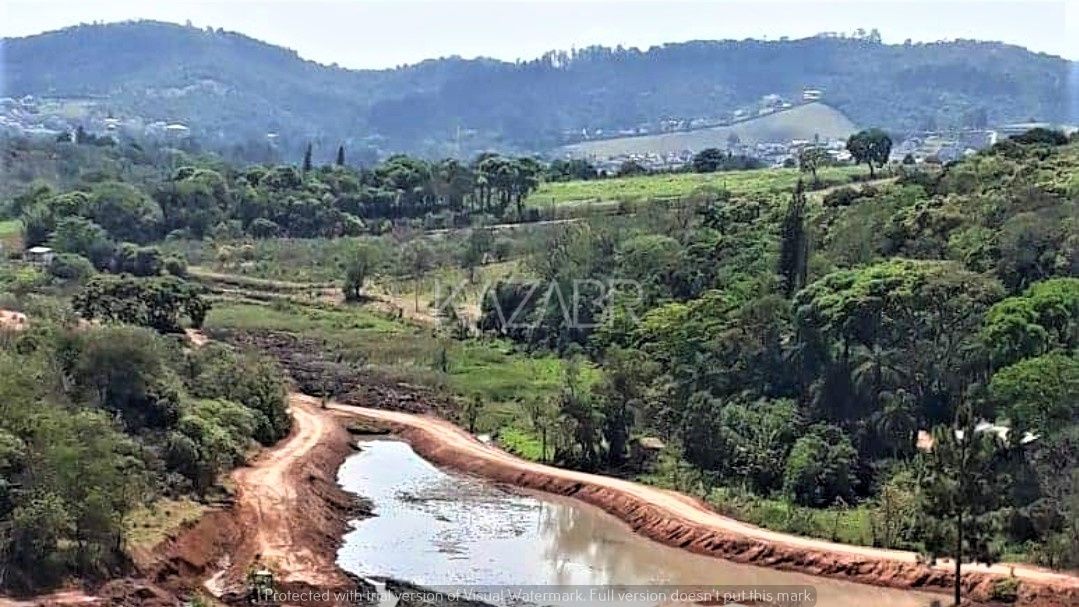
(72, 274, 211, 333)
(14, 144, 552, 244)
(0, 324, 289, 591)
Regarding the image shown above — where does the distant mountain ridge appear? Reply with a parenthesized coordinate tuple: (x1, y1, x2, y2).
(2, 20, 1074, 157)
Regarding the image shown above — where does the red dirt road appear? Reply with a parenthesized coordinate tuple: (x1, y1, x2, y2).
(202, 394, 356, 596)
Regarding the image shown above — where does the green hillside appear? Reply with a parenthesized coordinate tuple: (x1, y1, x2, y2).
(3, 22, 1073, 155)
(561, 103, 857, 157)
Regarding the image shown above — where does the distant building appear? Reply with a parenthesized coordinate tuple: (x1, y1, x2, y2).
(802, 89, 823, 102)
(25, 246, 54, 266)
(165, 123, 191, 137)
(630, 436, 666, 469)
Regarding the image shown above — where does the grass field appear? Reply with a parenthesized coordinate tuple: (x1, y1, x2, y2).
(526, 165, 866, 207)
(0, 219, 21, 250)
(125, 497, 207, 555)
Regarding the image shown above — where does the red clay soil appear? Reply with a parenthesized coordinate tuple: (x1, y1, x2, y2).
(150, 395, 363, 605)
(0, 309, 28, 331)
(331, 403, 1079, 607)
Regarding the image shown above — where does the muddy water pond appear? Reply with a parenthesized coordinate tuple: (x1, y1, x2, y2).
(337, 439, 943, 607)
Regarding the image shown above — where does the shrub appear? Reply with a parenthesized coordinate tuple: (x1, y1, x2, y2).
(48, 253, 96, 283)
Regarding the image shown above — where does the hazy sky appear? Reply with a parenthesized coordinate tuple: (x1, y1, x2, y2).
(2, 0, 1076, 68)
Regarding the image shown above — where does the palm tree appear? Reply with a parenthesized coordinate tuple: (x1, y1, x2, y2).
(872, 389, 918, 457)
(851, 343, 908, 404)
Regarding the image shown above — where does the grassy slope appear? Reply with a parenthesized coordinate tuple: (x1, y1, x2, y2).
(526, 165, 865, 206)
(560, 102, 857, 157)
(0, 219, 21, 250)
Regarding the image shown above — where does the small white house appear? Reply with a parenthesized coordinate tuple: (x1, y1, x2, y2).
(25, 246, 54, 266)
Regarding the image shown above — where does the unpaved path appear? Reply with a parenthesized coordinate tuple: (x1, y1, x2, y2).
(329, 402, 1079, 600)
(213, 394, 348, 590)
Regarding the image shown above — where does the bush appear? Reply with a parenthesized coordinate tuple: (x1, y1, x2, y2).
(164, 256, 188, 277)
(186, 344, 290, 444)
(989, 577, 1020, 602)
(822, 186, 861, 207)
(48, 253, 95, 283)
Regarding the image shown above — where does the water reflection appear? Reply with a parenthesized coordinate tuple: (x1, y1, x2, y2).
(337, 439, 941, 607)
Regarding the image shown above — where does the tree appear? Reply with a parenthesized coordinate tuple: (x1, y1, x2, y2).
(556, 358, 603, 469)
(716, 398, 801, 492)
(796, 259, 1003, 422)
(463, 394, 483, 433)
(846, 129, 892, 178)
(335, 145, 346, 166)
(402, 240, 434, 311)
(302, 142, 313, 173)
(87, 181, 164, 243)
(522, 396, 556, 463)
(186, 344, 291, 444)
(48, 253, 96, 283)
(1011, 128, 1068, 146)
(989, 353, 1078, 434)
(797, 146, 829, 184)
(783, 424, 857, 506)
(919, 409, 1010, 606)
(157, 168, 230, 239)
(776, 180, 809, 298)
(70, 326, 182, 430)
(592, 348, 658, 467)
(49, 216, 114, 269)
(692, 148, 727, 173)
(461, 229, 493, 283)
(981, 278, 1078, 369)
(72, 275, 210, 333)
(343, 244, 378, 301)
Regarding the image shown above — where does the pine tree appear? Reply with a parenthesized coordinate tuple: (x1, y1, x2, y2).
(302, 143, 313, 173)
(919, 406, 1009, 606)
(777, 180, 809, 298)
(335, 145, 345, 166)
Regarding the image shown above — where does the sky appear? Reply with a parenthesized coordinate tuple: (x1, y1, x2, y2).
(1, 0, 1076, 69)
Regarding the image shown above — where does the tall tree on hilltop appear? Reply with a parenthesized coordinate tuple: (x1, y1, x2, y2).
(335, 145, 345, 166)
(302, 142, 313, 173)
(777, 180, 809, 298)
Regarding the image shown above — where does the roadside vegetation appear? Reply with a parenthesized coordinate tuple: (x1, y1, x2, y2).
(0, 314, 289, 592)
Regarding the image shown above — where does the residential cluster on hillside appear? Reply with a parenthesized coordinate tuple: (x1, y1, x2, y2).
(0, 95, 193, 143)
(578, 123, 1078, 173)
(565, 90, 822, 143)
(585, 138, 851, 174)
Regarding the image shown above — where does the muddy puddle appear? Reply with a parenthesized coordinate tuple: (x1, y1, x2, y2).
(337, 438, 944, 607)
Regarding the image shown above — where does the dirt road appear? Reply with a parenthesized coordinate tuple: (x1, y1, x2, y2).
(206, 394, 355, 593)
(330, 402, 1079, 602)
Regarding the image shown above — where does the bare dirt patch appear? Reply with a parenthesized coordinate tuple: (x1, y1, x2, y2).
(0, 309, 28, 331)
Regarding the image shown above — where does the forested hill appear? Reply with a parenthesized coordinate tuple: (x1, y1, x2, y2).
(2, 21, 1074, 155)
